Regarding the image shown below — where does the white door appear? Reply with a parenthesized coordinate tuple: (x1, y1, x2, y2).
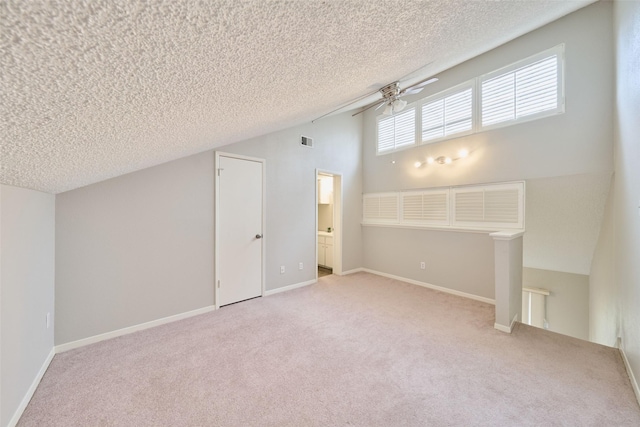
(216, 154, 264, 307)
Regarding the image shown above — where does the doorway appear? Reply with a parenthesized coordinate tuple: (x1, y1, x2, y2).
(316, 170, 342, 279)
(215, 152, 265, 308)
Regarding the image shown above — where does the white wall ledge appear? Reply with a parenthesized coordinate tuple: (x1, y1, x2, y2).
(490, 230, 525, 240)
(362, 222, 525, 235)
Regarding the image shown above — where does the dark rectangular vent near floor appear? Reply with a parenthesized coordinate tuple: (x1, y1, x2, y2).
(301, 136, 313, 148)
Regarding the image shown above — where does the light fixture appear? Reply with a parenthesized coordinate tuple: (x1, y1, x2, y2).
(416, 149, 472, 167)
(392, 99, 407, 112)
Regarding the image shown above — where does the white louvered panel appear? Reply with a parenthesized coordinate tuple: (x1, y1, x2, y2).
(421, 99, 445, 141)
(454, 191, 484, 222)
(394, 107, 416, 149)
(421, 85, 472, 143)
(444, 88, 472, 135)
(364, 182, 523, 230)
(377, 116, 395, 153)
(516, 56, 557, 118)
(484, 189, 519, 223)
(482, 51, 560, 128)
(482, 73, 515, 126)
(363, 196, 380, 220)
(378, 195, 399, 220)
(402, 194, 423, 221)
(422, 192, 448, 223)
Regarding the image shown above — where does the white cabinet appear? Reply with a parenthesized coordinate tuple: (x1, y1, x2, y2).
(318, 176, 334, 204)
(317, 234, 333, 268)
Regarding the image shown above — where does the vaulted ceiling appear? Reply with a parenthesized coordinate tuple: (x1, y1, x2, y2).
(1, 0, 595, 193)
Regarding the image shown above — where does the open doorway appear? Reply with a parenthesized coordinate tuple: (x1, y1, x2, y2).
(316, 170, 342, 280)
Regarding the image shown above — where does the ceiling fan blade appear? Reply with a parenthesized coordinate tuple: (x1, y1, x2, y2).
(401, 77, 439, 96)
(375, 101, 388, 111)
(352, 100, 386, 117)
(403, 86, 426, 96)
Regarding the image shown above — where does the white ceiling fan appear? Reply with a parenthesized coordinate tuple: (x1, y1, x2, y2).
(354, 76, 438, 116)
(313, 74, 438, 122)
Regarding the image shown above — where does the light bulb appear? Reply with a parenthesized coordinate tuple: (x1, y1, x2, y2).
(383, 104, 393, 115)
(427, 157, 435, 164)
(414, 161, 422, 168)
(458, 149, 469, 158)
(393, 99, 407, 112)
(445, 157, 452, 164)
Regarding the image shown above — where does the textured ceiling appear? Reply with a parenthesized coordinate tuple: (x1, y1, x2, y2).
(1, 0, 595, 194)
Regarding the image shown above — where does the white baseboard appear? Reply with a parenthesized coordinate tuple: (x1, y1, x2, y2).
(361, 268, 495, 305)
(339, 268, 365, 276)
(494, 314, 518, 334)
(618, 338, 640, 408)
(265, 279, 316, 296)
(8, 347, 55, 427)
(55, 305, 215, 353)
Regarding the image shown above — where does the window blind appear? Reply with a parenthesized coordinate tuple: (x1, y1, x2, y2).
(481, 54, 559, 127)
(377, 107, 416, 153)
(421, 87, 473, 142)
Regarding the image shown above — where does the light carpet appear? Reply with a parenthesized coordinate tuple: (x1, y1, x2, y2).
(19, 272, 640, 426)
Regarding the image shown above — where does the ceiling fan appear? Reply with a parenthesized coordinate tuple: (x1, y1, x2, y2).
(312, 75, 438, 123)
(353, 76, 438, 117)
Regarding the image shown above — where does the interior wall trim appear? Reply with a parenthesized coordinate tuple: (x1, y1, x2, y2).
(264, 279, 317, 296)
(619, 338, 640, 408)
(7, 348, 55, 427)
(55, 305, 215, 353)
(360, 268, 495, 305)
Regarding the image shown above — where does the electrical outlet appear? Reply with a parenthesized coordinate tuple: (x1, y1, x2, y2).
(420, 262, 426, 270)
(280, 265, 285, 274)
(299, 262, 303, 270)
(46, 312, 50, 329)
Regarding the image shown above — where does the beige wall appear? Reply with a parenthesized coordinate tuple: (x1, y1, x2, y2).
(363, 227, 495, 300)
(613, 0, 640, 388)
(523, 267, 589, 341)
(55, 112, 362, 345)
(55, 153, 216, 345)
(362, 2, 614, 298)
(1, 185, 55, 427)
(590, 0, 640, 388)
(589, 179, 616, 346)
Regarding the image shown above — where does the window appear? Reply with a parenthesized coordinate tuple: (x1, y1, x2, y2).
(376, 106, 416, 154)
(400, 189, 450, 226)
(374, 44, 565, 155)
(362, 182, 525, 231)
(451, 183, 524, 229)
(480, 45, 564, 129)
(421, 83, 473, 143)
(362, 193, 399, 224)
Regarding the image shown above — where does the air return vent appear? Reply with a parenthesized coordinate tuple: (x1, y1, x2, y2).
(301, 136, 313, 148)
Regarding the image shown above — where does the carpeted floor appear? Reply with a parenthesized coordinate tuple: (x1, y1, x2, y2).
(19, 272, 640, 426)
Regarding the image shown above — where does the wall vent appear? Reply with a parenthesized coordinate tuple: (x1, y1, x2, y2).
(301, 136, 314, 148)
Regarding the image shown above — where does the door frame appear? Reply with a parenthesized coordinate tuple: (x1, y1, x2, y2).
(214, 151, 266, 309)
(315, 169, 343, 279)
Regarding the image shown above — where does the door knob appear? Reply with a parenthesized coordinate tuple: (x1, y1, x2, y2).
(255, 234, 263, 239)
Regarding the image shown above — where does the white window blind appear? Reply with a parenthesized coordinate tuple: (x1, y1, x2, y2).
(481, 47, 562, 128)
(421, 86, 473, 142)
(362, 182, 524, 231)
(377, 107, 416, 153)
(400, 190, 450, 226)
(363, 193, 399, 224)
(452, 183, 524, 229)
